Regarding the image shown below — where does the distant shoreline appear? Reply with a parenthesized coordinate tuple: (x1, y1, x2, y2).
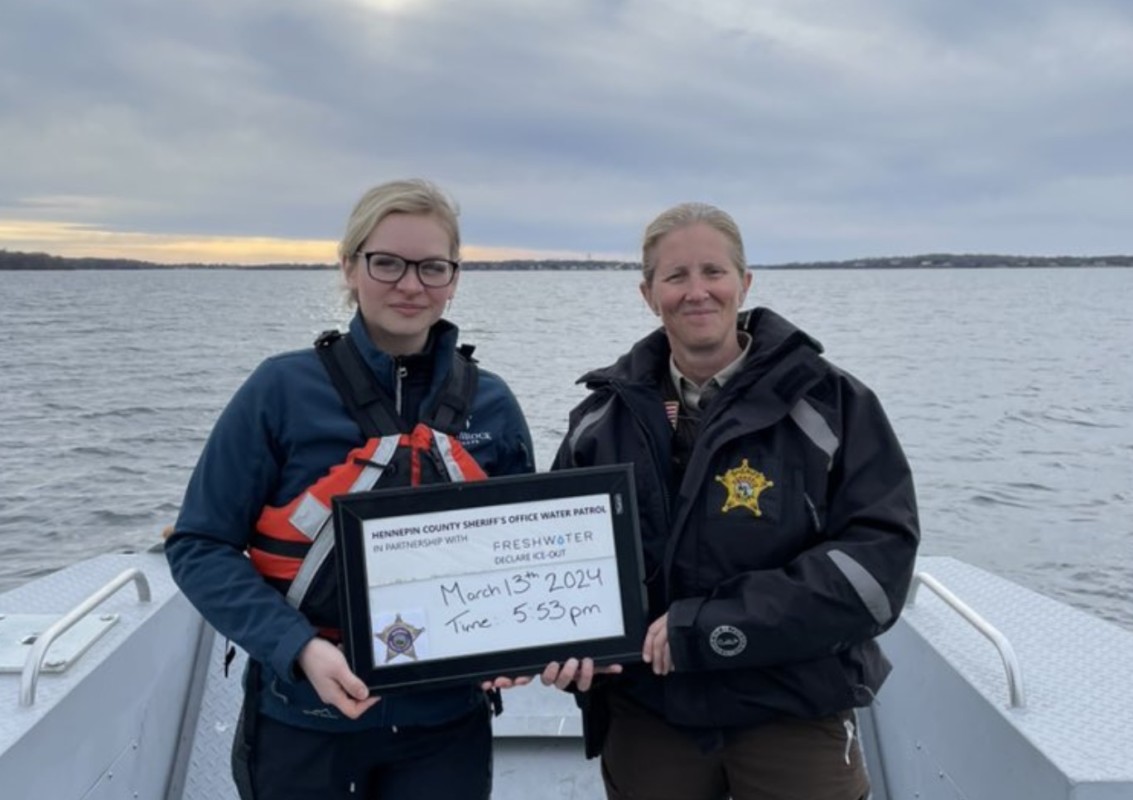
(1, 250, 1131, 271)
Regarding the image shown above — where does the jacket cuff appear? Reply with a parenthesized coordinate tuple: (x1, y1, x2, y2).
(269, 619, 318, 683)
(667, 597, 706, 671)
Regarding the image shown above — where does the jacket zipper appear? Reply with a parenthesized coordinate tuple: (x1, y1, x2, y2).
(613, 384, 673, 526)
(395, 363, 408, 414)
(610, 383, 674, 584)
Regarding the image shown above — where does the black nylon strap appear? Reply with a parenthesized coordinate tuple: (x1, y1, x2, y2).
(313, 329, 479, 438)
(247, 532, 311, 559)
(429, 343, 479, 433)
(315, 330, 407, 437)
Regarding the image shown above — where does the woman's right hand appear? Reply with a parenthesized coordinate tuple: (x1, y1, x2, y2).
(297, 637, 381, 719)
(541, 657, 622, 692)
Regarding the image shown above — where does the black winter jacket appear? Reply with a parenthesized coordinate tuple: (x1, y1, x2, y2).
(554, 308, 919, 737)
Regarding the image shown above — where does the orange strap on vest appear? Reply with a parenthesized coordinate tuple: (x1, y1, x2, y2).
(249, 426, 486, 610)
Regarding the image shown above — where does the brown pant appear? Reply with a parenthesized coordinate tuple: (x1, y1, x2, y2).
(601, 693, 869, 800)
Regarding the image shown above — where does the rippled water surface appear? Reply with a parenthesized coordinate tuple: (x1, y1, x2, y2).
(1, 268, 1130, 630)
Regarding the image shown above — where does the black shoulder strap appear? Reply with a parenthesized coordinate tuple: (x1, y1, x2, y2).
(422, 344, 479, 434)
(314, 330, 480, 438)
(315, 330, 406, 437)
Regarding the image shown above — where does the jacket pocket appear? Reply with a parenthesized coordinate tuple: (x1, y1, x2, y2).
(698, 464, 811, 576)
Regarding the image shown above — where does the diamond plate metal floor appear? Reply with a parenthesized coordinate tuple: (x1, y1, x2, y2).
(177, 629, 245, 800)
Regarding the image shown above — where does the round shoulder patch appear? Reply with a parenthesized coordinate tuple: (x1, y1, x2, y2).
(709, 625, 747, 657)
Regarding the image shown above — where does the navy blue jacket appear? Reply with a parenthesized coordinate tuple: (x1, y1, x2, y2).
(556, 308, 918, 733)
(167, 313, 534, 731)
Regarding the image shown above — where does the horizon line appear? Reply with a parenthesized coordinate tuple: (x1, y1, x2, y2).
(3, 247, 1131, 272)
(3, 220, 1132, 268)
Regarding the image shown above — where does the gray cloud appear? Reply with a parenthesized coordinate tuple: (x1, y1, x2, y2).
(1, 0, 1130, 261)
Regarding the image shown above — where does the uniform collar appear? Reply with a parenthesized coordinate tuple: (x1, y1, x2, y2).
(669, 331, 752, 409)
(347, 311, 458, 400)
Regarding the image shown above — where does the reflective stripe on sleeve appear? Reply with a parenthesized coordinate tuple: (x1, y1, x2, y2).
(789, 399, 839, 470)
(827, 549, 893, 626)
(567, 396, 616, 463)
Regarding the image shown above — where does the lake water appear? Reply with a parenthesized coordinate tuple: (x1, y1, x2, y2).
(1, 268, 1130, 631)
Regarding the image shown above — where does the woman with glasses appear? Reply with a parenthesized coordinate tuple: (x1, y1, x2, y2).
(166, 179, 535, 799)
(544, 202, 919, 800)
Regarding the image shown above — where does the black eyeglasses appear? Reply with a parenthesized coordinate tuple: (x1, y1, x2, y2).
(356, 251, 459, 287)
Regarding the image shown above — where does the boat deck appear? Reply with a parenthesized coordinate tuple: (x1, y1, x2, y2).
(2, 553, 1131, 799)
(866, 556, 1133, 799)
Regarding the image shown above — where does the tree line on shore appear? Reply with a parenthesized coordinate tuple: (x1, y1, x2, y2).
(1, 249, 1130, 272)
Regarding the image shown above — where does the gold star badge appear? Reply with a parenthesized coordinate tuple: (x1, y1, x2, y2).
(376, 614, 425, 662)
(715, 459, 774, 517)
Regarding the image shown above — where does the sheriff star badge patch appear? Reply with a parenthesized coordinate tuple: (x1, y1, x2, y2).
(376, 614, 425, 663)
(715, 458, 774, 517)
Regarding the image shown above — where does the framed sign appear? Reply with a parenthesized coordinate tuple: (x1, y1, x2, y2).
(333, 464, 645, 693)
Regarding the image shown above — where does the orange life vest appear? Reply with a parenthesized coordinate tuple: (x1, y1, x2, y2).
(248, 425, 485, 628)
(247, 329, 484, 630)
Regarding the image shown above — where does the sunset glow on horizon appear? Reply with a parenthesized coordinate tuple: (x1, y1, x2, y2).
(0, 220, 616, 265)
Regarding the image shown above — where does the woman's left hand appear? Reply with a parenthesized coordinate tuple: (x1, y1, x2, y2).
(642, 613, 673, 675)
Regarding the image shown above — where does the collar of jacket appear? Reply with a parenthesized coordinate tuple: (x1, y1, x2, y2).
(578, 306, 824, 392)
(348, 311, 461, 412)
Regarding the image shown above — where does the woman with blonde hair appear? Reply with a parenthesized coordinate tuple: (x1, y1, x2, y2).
(545, 201, 919, 800)
(168, 179, 534, 798)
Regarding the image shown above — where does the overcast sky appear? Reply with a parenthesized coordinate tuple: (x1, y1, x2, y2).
(1, 0, 1131, 264)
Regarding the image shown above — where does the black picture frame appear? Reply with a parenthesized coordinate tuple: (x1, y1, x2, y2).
(332, 464, 645, 693)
